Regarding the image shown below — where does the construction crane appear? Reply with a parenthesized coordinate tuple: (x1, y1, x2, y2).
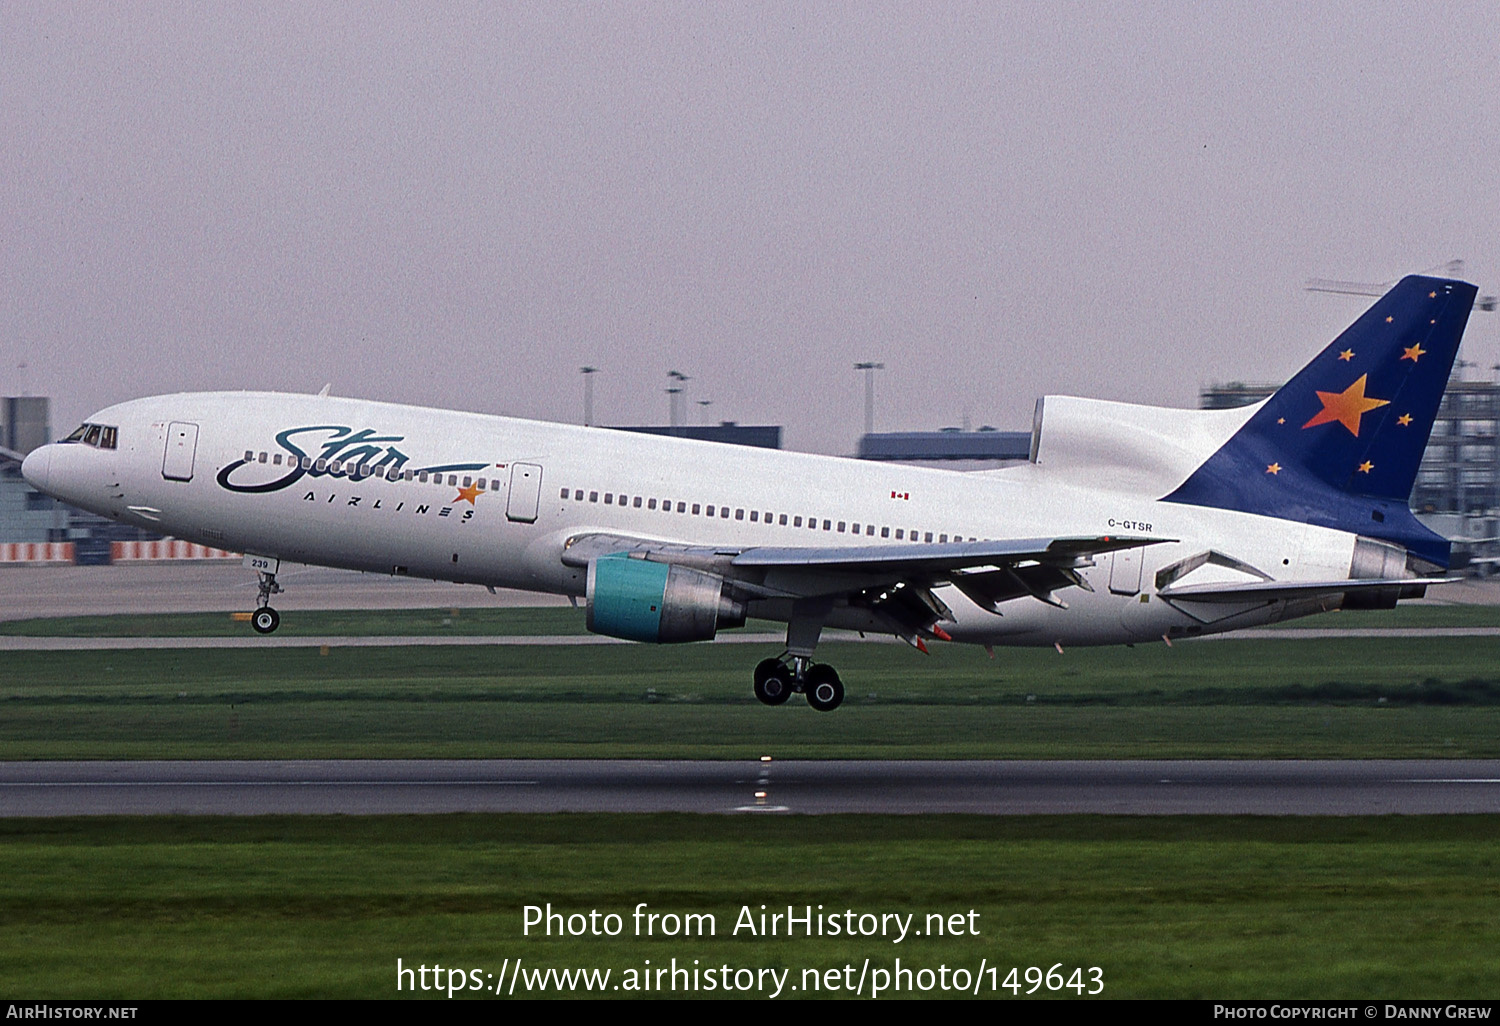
(1306, 260, 1497, 311)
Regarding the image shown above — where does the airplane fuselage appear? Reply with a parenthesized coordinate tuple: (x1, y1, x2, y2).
(24, 390, 1366, 648)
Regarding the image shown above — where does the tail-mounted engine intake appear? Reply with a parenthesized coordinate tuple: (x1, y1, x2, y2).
(1345, 536, 1428, 610)
(586, 553, 747, 643)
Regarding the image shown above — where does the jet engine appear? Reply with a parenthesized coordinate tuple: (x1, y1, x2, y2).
(586, 554, 746, 643)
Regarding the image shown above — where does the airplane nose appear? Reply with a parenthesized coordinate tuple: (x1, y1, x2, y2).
(20, 446, 51, 493)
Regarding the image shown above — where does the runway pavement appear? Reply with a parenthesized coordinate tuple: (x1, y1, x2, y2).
(3, 759, 1499, 816)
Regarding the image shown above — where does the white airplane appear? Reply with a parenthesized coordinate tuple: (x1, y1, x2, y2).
(21, 275, 1477, 711)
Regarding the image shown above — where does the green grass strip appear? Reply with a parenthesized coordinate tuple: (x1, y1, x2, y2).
(0, 814, 1496, 999)
(8, 637, 1500, 758)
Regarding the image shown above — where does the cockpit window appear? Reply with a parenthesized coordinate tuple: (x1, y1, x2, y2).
(61, 423, 119, 449)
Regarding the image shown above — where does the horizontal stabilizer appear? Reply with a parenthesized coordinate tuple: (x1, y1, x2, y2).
(1157, 576, 1456, 602)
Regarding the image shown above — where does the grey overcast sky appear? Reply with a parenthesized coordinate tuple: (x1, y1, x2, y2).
(3, 1, 1497, 453)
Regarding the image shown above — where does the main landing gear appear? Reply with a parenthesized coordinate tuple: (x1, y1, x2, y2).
(250, 569, 283, 634)
(753, 656, 845, 712)
(753, 597, 844, 711)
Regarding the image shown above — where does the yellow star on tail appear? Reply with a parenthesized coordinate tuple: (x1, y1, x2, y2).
(1401, 343, 1426, 362)
(1302, 375, 1390, 436)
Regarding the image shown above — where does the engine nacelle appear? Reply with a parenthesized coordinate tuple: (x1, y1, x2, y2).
(586, 554, 746, 643)
(1345, 535, 1427, 610)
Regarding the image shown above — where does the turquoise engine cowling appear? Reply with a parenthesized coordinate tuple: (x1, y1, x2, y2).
(585, 553, 746, 643)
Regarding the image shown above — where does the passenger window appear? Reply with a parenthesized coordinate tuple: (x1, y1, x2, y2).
(463, 477, 472, 488)
(317, 459, 330, 472)
(331, 460, 343, 473)
(273, 454, 282, 465)
(924, 532, 933, 542)
(794, 516, 803, 527)
(763, 511, 772, 522)
(851, 523, 860, 533)
(881, 527, 890, 538)
(244, 450, 254, 462)
(867, 525, 875, 536)
(589, 491, 598, 502)
(560, 488, 569, 499)
(735, 509, 744, 520)
(633, 496, 642, 508)
(837, 522, 846, 533)
(258, 452, 268, 464)
(604, 494, 613, 505)
(720, 508, 729, 518)
(939, 534, 948, 543)
(692, 503, 701, 515)
(575, 489, 584, 501)
(779, 514, 787, 525)
(706, 505, 715, 517)
(677, 502, 687, 513)
(648, 498, 657, 510)
(750, 511, 759, 522)
(822, 520, 831, 530)
(304, 457, 315, 470)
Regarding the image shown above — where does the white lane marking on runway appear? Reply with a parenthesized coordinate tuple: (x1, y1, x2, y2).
(1402, 779, 1500, 784)
(0, 780, 539, 787)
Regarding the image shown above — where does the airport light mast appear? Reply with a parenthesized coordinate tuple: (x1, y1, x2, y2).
(580, 366, 598, 426)
(855, 361, 885, 437)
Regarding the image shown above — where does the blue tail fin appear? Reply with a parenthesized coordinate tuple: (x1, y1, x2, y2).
(1164, 275, 1478, 566)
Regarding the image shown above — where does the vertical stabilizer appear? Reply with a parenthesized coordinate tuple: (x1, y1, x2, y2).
(1163, 275, 1478, 565)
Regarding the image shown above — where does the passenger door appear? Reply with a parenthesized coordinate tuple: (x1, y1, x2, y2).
(162, 422, 199, 482)
(506, 462, 542, 523)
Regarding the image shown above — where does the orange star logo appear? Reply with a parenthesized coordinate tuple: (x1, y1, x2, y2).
(1277, 417, 1286, 425)
(1397, 413, 1413, 426)
(1358, 461, 1374, 473)
(454, 483, 482, 505)
(1338, 349, 1355, 361)
(1385, 315, 1394, 323)
(1402, 343, 1426, 362)
(1302, 374, 1390, 436)
(1266, 463, 1281, 475)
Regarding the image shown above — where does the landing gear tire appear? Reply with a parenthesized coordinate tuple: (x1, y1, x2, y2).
(753, 657, 793, 706)
(251, 607, 281, 634)
(804, 664, 844, 712)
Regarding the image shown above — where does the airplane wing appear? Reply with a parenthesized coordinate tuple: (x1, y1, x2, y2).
(561, 532, 1173, 641)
